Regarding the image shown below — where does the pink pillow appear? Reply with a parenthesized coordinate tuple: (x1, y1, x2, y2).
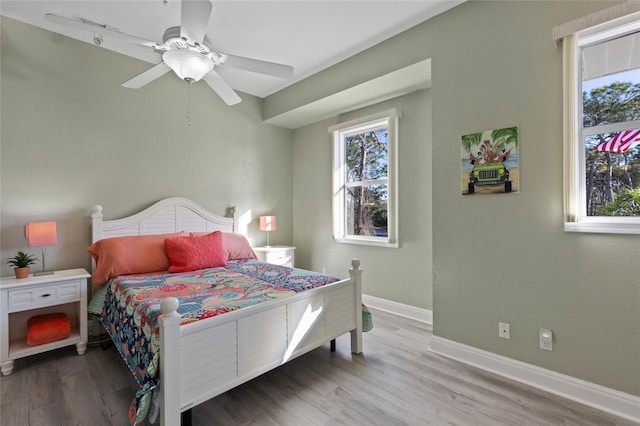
(189, 232, 257, 260)
(222, 233, 257, 260)
(88, 232, 185, 287)
(165, 231, 228, 273)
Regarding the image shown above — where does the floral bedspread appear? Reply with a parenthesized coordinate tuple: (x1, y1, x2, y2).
(94, 259, 340, 425)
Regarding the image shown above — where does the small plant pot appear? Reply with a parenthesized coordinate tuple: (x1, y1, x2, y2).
(14, 267, 30, 279)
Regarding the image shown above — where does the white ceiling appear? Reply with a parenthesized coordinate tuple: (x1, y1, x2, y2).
(0, 0, 464, 98)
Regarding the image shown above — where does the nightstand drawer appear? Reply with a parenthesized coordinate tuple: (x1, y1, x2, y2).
(8, 280, 81, 312)
(265, 252, 293, 266)
(253, 246, 296, 268)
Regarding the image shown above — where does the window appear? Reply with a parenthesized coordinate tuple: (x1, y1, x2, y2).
(562, 11, 640, 234)
(330, 110, 399, 247)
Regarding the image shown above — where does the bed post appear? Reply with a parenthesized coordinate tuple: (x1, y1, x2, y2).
(227, 205, 237, 233)
(349, 259, 363, 354)
(91, 205, 103, 242)
(159, 297, 181, 426)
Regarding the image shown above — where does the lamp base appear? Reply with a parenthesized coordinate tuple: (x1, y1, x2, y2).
(36, 249, 54, 276)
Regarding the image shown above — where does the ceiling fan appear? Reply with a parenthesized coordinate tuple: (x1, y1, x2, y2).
(44, 0, 294, 105)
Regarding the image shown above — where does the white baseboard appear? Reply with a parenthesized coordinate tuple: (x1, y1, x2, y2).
(362, 294, 433, 324)
(430, 335, 640, 423)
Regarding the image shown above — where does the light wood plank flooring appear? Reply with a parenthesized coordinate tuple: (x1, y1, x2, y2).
(0, 308, 635, 425)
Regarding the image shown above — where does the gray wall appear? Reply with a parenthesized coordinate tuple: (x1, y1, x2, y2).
(0, 17, 294, 277)
(269, 1, 640, 396)
(291, 90, 433, 309)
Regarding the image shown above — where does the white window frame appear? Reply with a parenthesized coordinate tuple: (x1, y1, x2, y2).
(329, 109, 400, 247)
(562, 11, 640, 235)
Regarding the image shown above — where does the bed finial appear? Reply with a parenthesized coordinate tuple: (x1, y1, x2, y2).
(161, 297, 179, 316)
(92, 205, 103, 217)
(226, 206, 237, 233)
(350, 258, 361, 270)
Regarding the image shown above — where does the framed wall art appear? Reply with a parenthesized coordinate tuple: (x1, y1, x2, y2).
(461, 126, 519, 195)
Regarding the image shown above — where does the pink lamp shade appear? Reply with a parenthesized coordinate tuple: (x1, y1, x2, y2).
(259, 216, 277, 232)
(27, 222, 57, 247)
(259, 216, 277, 246)
(26, 221, 57, 275)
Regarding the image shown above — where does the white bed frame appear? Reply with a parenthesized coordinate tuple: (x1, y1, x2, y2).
(90, 197, 362, 426)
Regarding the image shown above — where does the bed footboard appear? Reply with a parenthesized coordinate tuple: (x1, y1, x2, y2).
(158, 259, 363, 426)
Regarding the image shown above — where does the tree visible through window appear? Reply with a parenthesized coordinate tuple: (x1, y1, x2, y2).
(583, 78, 640, 217)
(331, 110, 399, 246)
(562, 12, 640, 234)
(345, 125, 388, 237)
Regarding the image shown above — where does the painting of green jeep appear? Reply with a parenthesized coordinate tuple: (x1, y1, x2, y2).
(461, 127, 519, 195)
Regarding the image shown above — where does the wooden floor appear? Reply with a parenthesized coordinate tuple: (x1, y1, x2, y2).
(0, 308, 635, 426)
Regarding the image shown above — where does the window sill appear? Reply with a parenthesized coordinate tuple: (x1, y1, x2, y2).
(564, 218, 640, 235)
(334, 237, 399, 248)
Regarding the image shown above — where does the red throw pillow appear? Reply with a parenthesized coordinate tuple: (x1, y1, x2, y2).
(165, 231, 228, 273)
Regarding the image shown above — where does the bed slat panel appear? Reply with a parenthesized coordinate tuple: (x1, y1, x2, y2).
(141, 208, 180, 234)
(325, 285, 357, 336)
(286, 293, 326, 352)
(237, 306, 288, 377)
(177, 207, 209, 233)
(180, 321, 237, 404)
(102, 224, 141, 239)
(206, 221, 230, 233)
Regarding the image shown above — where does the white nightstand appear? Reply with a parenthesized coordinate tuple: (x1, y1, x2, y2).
(253, 246, 296, 268)
(0, 268, 90, 375)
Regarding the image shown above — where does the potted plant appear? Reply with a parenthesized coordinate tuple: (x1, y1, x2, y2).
(7, 251, 37, 279)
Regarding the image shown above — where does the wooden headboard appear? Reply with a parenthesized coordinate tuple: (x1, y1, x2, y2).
(91, 197, 237, 243)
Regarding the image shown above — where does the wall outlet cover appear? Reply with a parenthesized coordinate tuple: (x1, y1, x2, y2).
(499, 322, 510, 339)
(540, 328, 553, 351)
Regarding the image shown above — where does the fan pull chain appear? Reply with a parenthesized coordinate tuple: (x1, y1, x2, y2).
(186, 80, 193, 127)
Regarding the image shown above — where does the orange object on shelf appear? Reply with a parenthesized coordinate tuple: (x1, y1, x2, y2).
(26, 312, 71, 346)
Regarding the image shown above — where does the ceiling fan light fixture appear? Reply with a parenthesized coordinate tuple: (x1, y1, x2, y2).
(162, 49, 213, 82)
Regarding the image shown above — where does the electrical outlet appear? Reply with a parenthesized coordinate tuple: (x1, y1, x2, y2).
(540, 328, 553, 351)
(499, 322, 510, 339)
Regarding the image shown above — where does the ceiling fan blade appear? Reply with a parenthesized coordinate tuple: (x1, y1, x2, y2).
(220, 54, 294, 79)
(122, 63, 171, 89)
(45, 13, 157, 47)
(181, 0, 213, 44)
(203, 71, 241, 105)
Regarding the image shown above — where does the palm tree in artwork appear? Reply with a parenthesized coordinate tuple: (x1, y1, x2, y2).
(461, 132, 482, 162)
(492, 127, 518, 150)
(463, 129, 517, 165)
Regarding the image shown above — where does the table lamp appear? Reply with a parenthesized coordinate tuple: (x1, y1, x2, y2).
(259, 216, 277, 247)
(27, 221, 57, 276)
